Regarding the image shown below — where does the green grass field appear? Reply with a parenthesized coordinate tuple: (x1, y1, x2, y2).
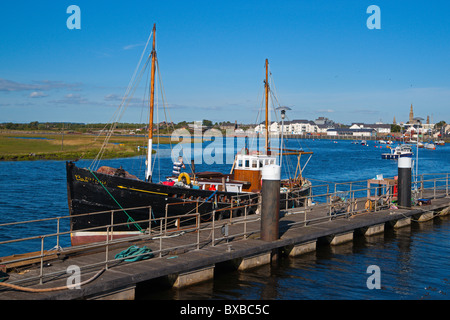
(0, 131, 199, 161)
(0, 132, 177, 161)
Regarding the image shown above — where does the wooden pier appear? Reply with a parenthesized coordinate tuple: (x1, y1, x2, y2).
(1, 177, 449, 300)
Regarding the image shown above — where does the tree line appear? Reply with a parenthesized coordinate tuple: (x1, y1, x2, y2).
(0, 120, 235, 133)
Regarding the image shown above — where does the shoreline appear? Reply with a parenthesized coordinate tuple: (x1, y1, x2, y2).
(0, 132, 200, 161)
(1, 131, 447, 161)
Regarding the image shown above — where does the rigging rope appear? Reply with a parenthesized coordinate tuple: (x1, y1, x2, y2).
(90, 29, 154, 171)
(87, 168, 143, 232)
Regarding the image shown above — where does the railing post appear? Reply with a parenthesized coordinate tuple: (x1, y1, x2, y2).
(159, 218, 163, 258)
(304, 193, 309, 210)
(304, 201, 307, 226)
(110, 210, 114, 241)
(420, 174, 424, 198)
(230, 199, 233, 222)
(212, 210, 216, 247)
(39, 236, 44, 285)
(244, 205, 248, 239)
(434, 178, 436, 199)
(148, 206, 152, 236)
(447, 173, 449, 196)
(375, 189, 378, 212)
(285, 193, 288, 209)
(56, 217, 60, 251)
(328, 194, 332, 218)
(164, 204, 168, 235)
(353, 190, 356, 213)
(196, 213, 200, 250)
(105, 226, 110, 270)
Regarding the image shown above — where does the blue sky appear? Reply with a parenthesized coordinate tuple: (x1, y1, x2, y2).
(1, 0, 449, 125)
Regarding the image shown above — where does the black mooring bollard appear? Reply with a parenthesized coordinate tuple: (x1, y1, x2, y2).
(398, 156, 412, 208)
(261, 165, 281, 242)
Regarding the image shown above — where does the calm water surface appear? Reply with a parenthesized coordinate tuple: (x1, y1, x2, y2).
(0, 138, 449, 300)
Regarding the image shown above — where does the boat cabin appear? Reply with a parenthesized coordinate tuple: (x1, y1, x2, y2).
(233, 153, 277, 192)
(235, 154, 277, 170)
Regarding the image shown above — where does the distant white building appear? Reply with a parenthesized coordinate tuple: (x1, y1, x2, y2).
(327, 128, 375, 137)
(288, 120, 319, 134)
(350, 123, 391, 134)
(445, 124, 450, 135)
(316, 124, 330, 134)
(315, 117, 335, 127)
(269, 122, 279, 133)
(255, 120, 320, 134)
(403, 122, 435, 135)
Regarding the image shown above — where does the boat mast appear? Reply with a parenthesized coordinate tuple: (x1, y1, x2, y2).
(265, 59, 269, 155)
(146, 23, 156, 182)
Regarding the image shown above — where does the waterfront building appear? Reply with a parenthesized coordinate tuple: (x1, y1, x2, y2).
(327, 128, 375, 137)
(350, 123, 391, 134)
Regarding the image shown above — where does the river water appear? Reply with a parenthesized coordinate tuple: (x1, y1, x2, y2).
(0, 138, 449, 300)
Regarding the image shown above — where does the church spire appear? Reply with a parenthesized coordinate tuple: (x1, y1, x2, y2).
(409, 104, 414, 123)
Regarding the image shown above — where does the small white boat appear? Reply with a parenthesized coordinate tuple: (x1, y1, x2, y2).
(407, 140, 423, 147)
(424, 143, 436, 150)
(381, 144, 413, 159)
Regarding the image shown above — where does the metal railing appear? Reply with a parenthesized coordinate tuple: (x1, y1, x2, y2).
(1, 172, 448, 288)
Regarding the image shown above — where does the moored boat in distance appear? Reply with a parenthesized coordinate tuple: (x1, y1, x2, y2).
(381, 144, 413, 159)
(424, 142, 436, 150)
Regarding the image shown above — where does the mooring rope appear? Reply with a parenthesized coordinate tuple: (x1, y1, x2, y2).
(0, 268, 105, 293)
